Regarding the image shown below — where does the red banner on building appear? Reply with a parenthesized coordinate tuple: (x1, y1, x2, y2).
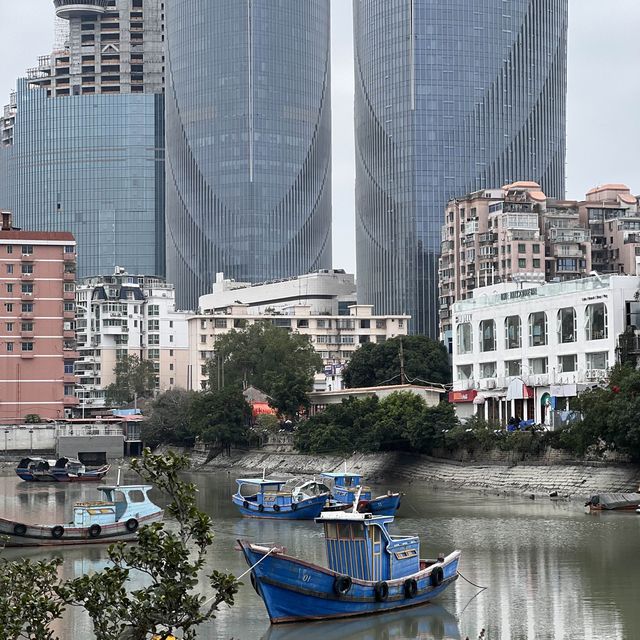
(448, 390, 477, 403)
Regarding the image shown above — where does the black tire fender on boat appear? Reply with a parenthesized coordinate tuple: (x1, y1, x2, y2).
(374, 581, 389, 602)
(88, 524, 102, 538)
(258, 504, 264, 512)
(333, 575, 352, 596)
(404, 577, 418, 599)
(431, 566, 444, 587)
(125, 518, 139, 533)
(13, 523, 27, 536)
(273, 504, 280, 512)
(250, 572, 260, 594)
(51, 525, 64, 539)
(291, 502, 298, 511)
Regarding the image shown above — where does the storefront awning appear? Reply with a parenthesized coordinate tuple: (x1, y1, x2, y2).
(506, 378, 534, 401)
(550, 384, 577, 398)
(448, 390, 477, 403)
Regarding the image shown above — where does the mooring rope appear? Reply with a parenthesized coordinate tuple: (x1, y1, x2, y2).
(457, 570, 488, 591)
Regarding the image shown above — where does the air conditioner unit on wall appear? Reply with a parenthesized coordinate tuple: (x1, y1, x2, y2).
(485, 379, 496, 389)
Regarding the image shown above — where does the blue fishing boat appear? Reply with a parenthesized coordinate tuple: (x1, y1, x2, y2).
(320, 472, 401, 516)
(238, 509, 461, 623)
(232, 478, 331, 520)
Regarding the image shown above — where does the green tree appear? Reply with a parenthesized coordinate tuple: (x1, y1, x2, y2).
(342, 336, 451, 388)
(206, 321, 322, 419)
(143, 388, 197, 448)
(404, 401, 459, 453)
(105, 355, 156, 406)
(66, 450, 239, 640)
(371, 391, 430, 451)
(190, 386, 252, 453)
(0, 556, 69, 640)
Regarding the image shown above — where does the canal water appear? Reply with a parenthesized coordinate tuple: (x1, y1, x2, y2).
(1, 469, 638, 639)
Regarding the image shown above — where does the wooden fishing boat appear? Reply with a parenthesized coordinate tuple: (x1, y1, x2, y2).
(15, 457, 111, 482)
(584, 493, 640, 513)
(239, 510, 460, 623)
(232, 478, 331, 520)
(0, 484, 163, 546)
(320, 472, 401, 516)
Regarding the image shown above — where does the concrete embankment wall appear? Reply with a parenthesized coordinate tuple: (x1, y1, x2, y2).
(199, 450, 640, 498)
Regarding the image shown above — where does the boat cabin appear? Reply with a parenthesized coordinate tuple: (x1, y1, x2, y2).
(17, 457, 52, 471)
(316, 511, 420, 582)
(54, 457, 85, 474)
(235, 478, 295, 509)
(291, 480, 331, 502)
(73, 485, 156, 527)
(320, 472, 372, 503)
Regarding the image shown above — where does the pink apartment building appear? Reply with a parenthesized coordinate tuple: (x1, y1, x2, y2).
(0, 211, 78, 422)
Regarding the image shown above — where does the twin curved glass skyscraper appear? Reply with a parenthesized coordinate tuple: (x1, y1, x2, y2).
(165, 1, 332, 308)
(354, 0, 568, 336)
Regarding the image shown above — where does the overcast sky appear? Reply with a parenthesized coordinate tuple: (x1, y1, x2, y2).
(1, 1, 639, 275)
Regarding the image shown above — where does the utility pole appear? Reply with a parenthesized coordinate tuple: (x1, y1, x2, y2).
(399, 338, 406, 385)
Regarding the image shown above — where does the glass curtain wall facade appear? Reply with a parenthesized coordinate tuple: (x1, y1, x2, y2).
(165, 0, 332, 309)
(354, 0, 568, 336)
(0, 80, 165, 278)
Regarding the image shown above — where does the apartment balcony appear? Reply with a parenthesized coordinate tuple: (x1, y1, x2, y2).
(20, 253, 34, 262)
(20, 310, 34, 320)
(20, 291, 34, 301)
(20, 351, 34, 359)
(63, 373, 77, 384)
(63, 271, 75, 282)
(63, 311, 76, 321)
(63, 291, 75, 300)
(63, 252, 76, 263)
(20, 330, 34, 339)
(63, 329, 76, 339)
(63, 396, 80, 407)
(20, 272, 34, 281)
(553, 246, 585, 258)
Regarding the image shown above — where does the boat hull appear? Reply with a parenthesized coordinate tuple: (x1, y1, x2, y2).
(239, 541, 460, 623)
(15, 465, 110, 483)
(0, 511, 163, 547)
(359, 494, 401, 516)
(232, 495, 327, 520)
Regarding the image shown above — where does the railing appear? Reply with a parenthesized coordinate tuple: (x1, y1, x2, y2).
(56, 425, 124, 438)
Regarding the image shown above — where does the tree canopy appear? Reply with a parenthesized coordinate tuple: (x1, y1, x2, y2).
(206, 321, 323, 418)
(105, 355, 156, 406)
(143, 388, 198, 448)
(342, 335, 451, 389)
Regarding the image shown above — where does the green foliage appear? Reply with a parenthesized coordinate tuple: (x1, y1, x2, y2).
(342, 336, 451, 389)
(404, 401, 459, 452)
(190, 386, 252, 450)
(23, 414, 42, 424)
(66, 450, 239, 640)
(206, 321, 322, 419)
(105, 355, 157, 406)
(143, 388, 198, 448)
(0, 557, 69, 640)
(253, 413, 280, 434)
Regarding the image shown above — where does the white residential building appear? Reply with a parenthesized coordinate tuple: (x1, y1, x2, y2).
(187, 303, 409, 392)
(75, 269, 190, 410)
(449, 273, 640, 426)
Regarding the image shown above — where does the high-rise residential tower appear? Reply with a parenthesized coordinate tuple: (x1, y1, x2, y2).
(165, 1, 332, 309)
(0, 0, 165, 279)
(353, 0, 568, 336)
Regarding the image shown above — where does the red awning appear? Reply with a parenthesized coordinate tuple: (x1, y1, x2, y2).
(448, 390, 477, 403)
(252, 402, 277, 417)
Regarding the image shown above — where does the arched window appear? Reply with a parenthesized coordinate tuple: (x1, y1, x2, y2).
(505, 316, 521, 349)
(557, 307, 576, 343)
(479, 319, 496, 352)
(457, 323, 473, 354)
(585, 303, 608, 340)
(529, 312, 547, 347)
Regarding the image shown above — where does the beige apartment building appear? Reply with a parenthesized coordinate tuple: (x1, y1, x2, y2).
(187, 304, 409, 392)
(0, 211, 78, 422)
(75, 269, 190, 411)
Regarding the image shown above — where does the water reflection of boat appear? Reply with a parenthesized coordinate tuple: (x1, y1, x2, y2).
(261, 603, 461, 640)
(239, 510, 460, 623)
(15, 457, 110, 482)
(0, 484, 163, 546)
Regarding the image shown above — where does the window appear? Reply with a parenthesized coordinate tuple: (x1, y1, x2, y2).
(169, 320, 173, 328)
(170, 377, 174, 386)
(316, 335, 327, 344)
(169, 335, 174, 343)
(64, 302, 74, 312)
(21, 284, 33, 294)
(6, 245, 12, 254)
(148, 334, 159, 345)
(21, 264, 33, 274)
(214, 318, 227, 329)
(21, 322, 33, 332)
(6, 342, 13, 352)
(148, 348, 160, 359)
(21, 245, 33, 255)
(360, 319, 370, 329)
(316, 319, 327, 329)
(169, 349, 174, 357)
(148, 319, 159, 331)
(518, 258, 526, 269)
(4, 303, 12, 312)
(21, 303, 32, 312)
(557, 308, 576, 343)
(533, 259, 540, 268)
(21, 342, 34, 351)
(480, 362, 496, 378)
(398, 319, 404, 329)
(6, 284, 13, 293)
(529, 312, 547, 346)
(200, 335, 207, 344)
(585, 303, 608, 340)
(6, 264, 13, 274)
(169, 363, 174, 371)
(457, 323, 473, 354)
(528, 357, 548, 375)
(518, 243, 526, 253)
(64, 361, 74, 374)
(200, 320, 207, 330)
(505, 316, 521, 349)
(6, 322, 13, 331)
(64, 283, 75, 292)
(505, 360, 521, 377)
(64, 384, 75, 396)
(533, 244, 540, 254)
(558, 354, 576, 373)
(586, 352, 608, 370)
(457, 364, 473, 380)
(626, 301, 640, 329)
(148, 304, 159, 316)
(376, 320, 385, 329)
(479, 319, 496, 352)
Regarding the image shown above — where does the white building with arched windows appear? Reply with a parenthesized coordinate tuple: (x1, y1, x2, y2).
(449, 274, 640, 426)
